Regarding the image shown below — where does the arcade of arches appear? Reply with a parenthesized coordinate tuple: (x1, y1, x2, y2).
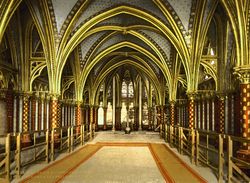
(1, 0, 250, 182)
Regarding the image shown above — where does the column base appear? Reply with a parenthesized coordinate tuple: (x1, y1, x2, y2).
(21, 134, 31, 147)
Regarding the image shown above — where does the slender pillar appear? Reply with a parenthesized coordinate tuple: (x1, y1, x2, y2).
(31, 94, 37, 131)
(112, 77, 116, 132)
(187, 93, 196, 129)
(22, 93, 31, 144)
(38, 95, 42, 131)
(169, 101, 175, 126)
(139, 77, 142, 131)
(94, 106, 98, 131)
(217, 93, 225, 134)
(0, 90, 7, 135)
(103, 107, 107, 130)
(148, 107, 152, 130)
(6, 90, 14, 133)
(115, 107, 121, 130)
(90, 105, 94, 137)
(75, 101, 82, 133)
(13, 93, 18, 133)
(50, 95, 59, 129)
(40, 93, 45, 130)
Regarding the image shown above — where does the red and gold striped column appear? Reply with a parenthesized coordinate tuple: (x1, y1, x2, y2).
(234, 69, 250, 159)
(217, 93, 225, 134)
(6, 90, 14, 133)
(75, 101, 82, 133)
(89, 105, 94, 136)
(169, 101, 175, 126)
(240, 84, 250, 145)
(22, 93, 31, 145)
(50, 95, 59, 129)
(187, 93, 196, 129)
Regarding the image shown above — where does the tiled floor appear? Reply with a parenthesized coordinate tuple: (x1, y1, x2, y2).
(13, 131, 217, 183)
(62, 146, 165, 183)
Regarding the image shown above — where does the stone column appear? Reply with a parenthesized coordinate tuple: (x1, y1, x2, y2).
(187, 93, 196, 129)
(138, 77, 142, 131)
(50, 94, 59, 129)
(115, 106, 121, 130)
(22, 93, 31, 144)
(0, 90, 7, 135)
(75, 101, 82, 133)
(148, 107, 152, 130)
(89, 105, 94, 137)
(57, 100, 62, 127)
(217, 93, 225, 134)
(169, 101, 175, 126)
(103, 107, 107, 130)
(44, 95, 50, 130)
(13, 92, 19, 133)
(31, 94, 37, 131)
(134, 106, 139, 130)
(6, 90, 14, 133)
(161, 105, 165, 132)
(94, 106, 99, 131)
(112, 77, 116, 132)
(233, 69, 250, 159)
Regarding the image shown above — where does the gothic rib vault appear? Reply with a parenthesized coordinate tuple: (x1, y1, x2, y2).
(1, 0, 250, 181)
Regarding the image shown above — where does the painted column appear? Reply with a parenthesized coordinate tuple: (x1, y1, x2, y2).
(95, 106, 99, 131)
(0, 90, 7, 135)
(50, 94, 59, 129)
(239, 81, 250, 147)
(115, 106, 121, 130)
(112, 77, 116, 132)
(6, 90, 14, 133)
(75, 101, 82, 133)
(37, 94, 42, 131)
(217, 93, 225, 134)
(13, 92, 18, 133)
(187, 93, 196, 129)
(40, 93, 45, 130)
(89, 105, 94, 137)
(103, 106, 107, 130)
(148, 107, 152, 130)
(22, 93, 31, 144)
(206, 94, 210, 131)
(139, 77, 142, 131)
(169, 101, 175, 126)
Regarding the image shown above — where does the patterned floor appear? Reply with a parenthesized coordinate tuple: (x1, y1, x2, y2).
(14, 131, 217, 183)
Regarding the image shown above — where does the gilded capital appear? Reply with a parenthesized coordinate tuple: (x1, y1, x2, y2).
(187, 92, 197, 100)
(234, 66, 250, 84)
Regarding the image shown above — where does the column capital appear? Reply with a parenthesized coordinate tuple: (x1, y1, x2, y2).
(216, 92, 226, 101)
(0, 89, 7, 100)
(48, 93, 60, 100)
(186, 92, 197, 100)
(234, 66, 250, 84)
(75, 100, 83, 106)
(169, 100, 176, 105)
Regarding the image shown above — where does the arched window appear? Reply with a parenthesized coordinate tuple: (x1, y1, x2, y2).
(121, 81, 127, 97)
(121, 80, 133, 98)
(98, 102, 104, 125)
(121, 102, 127, 123)
(107, 102, 113, 125)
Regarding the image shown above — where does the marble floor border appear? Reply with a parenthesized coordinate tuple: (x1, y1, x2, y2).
(20, 142, 207, 183)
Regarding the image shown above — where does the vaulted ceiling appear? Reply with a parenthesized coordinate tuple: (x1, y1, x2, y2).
(1, 0, 245, 104)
